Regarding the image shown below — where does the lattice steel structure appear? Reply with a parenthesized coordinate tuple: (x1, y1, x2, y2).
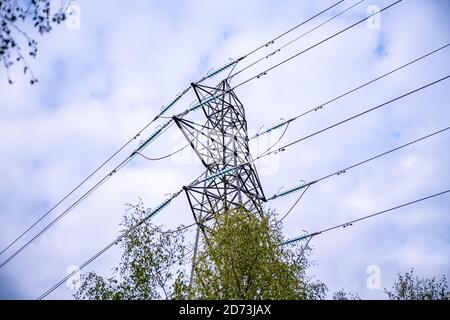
(173, 79, 266, 235)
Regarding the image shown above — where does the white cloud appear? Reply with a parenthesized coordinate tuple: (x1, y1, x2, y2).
(0, 0, 449, 299)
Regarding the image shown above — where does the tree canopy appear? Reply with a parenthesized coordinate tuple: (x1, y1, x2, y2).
(185, 208, 326, 299)
(384, 269, 450, 300)
(0, 0, 70, 84)
(74, 201, 449, 300)
(74, 202, 189, 300)
(75, 203, 326, 300)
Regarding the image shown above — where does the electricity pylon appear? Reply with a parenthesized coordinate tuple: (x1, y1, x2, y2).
(173, 79, 266, 237)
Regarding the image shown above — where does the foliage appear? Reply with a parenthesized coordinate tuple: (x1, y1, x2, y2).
(0, 0, 70, 84)
(74, 201, 450, 301)
(74, 201, 189, 300)
(75, 204, 326, 300)
(333, 269, 450, 300)
(384, 269, 450, 300)
(333, 289, 361, 300)
(183, 208, 327, 300)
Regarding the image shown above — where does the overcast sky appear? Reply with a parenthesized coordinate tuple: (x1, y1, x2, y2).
(0, 0, 449, 299)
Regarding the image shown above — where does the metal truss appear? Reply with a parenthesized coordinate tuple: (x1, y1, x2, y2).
(173, 79, 266, 235)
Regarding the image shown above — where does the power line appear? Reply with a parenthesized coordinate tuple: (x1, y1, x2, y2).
(8, 0, 442, 300)
(256, 122, 291, 159)
(267, 125, 450, 201)
(229, 0, 365, 79)
(36, 123, 450, 298)
(136, 119, 207, 161)
(0, 134, 138, 258)
(201, 0, 344, 80)
(0, 66, 229, 258)
(0, 0, 406, 272)
(0, 116, 208, 269)
(137, 118, 289, 162)
(241, 0, 344, 58)
(278, 185, 311, 222)
(37, 236, 119, 300)
(0, 154, 135, 269)
(1, 0, 340, 258)
(251, 43, 449, 139)
(136, 144, 189, 161)
(257, 75, 450, 160)
(38, 224, 201, 300)
(182, 43, 449, 161)
(0, 115, 184, 269)
(36, 213, 174, 300)
(234, 0, 403, 90)
(158, 222, 197, 234)
(281, 189, 450, 246)
(35, 167, 237, 299)
(297, 234, 314, 262)
(38, 181, 448, 299)
(144, 0, 404, 159)
(0, 76, 245, 268)
(2, 1, 403, 262)
(0, 160, 240, 270)
(272, 125, 450, 229)
(4, 73, 446, 270)
(35, 187, 187, 300)
(277, 0, 364, 56)
(4, 4, 396, 266)
(182, 45, 450, 159)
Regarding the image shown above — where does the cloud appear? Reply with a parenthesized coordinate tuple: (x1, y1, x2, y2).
(0, 0, 449, 299)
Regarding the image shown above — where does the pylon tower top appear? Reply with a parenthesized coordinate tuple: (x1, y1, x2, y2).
(174, 79, 266, 233)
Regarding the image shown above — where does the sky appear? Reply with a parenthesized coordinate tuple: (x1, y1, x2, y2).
(0, 0, 449, 299)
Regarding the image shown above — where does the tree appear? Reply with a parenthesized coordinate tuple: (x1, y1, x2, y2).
(0, 0, 71, 84)
(384, 269, 450, 300)
(74, 200, 450, 300)
(333, 289, 360, 300)
(75, 204, 326, 300)
(74, 201, 189, 300)
(182, 208, 327, 300)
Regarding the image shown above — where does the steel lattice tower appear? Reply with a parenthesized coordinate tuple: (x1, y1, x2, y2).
(173, 79, 266, 236)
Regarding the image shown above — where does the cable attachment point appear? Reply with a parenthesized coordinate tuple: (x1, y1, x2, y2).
(314, 105, 324, 111)
(256, 72, 268, 79)
(342, 222, 353, 228)
(265, 40, 275, 47)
